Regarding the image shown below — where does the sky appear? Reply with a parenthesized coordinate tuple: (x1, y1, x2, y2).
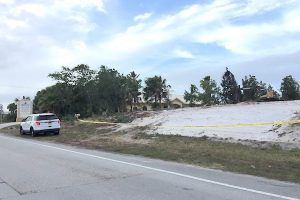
(0, 0, 300, 111)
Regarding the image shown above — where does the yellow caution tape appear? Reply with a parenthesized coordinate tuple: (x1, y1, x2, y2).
(153, 119, 300, 129)
(78, 118, 300, 129)
(78, 119, 117, 125)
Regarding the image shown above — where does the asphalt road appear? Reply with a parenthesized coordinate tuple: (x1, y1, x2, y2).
(0, 133, 300, 200)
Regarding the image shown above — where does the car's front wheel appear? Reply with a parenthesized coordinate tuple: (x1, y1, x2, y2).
(20, 127, 24, 135)
(30, 128, 36, 137)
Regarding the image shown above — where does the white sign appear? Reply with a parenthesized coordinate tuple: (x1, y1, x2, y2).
(17, 100, 33, 119)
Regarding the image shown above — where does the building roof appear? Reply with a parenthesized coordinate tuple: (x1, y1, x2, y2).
(169, 95, 188, 104)
(134, 94, 202, 105)
(169, 95, 202, 105)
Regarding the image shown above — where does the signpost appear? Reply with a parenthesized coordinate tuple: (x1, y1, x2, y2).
(16, 99, 33, 122)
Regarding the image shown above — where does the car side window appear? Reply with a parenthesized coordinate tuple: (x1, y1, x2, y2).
(26, 117, 32, 122)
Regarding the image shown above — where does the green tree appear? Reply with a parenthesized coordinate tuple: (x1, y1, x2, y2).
(184, 84, 199, 106)
(47, 64, 96, 116)
(3, 101, 17, 122)
(126, 71, 142, 112)
(7, 103, 17, 114)
(48, 66, 75, 85)
(143, 76, 170, 109)
(94, 66, 127, 113)
(0, 104, 3, 122)
(221, 68, 241, 104)
(242, 75, 267, 101)
(199, 76, 220, 106)
(34, 85, 66, 114)
(280, 75, 300, 100)
(35, 65, 131, 116)
(71, 64, 96, 115)
(47, 66, 76, 115)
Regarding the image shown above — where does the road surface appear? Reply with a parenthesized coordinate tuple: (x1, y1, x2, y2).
(0, 133, 299, 200)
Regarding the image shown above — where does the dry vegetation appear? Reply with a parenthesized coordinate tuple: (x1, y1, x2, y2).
(2, 121, 300, 183)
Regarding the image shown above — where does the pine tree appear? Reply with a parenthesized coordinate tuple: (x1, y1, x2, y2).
(221, 67, 241, 104)
(280, 75, 300, 100)
(184, 84, 199, 106)
(199, 76, 220, 106)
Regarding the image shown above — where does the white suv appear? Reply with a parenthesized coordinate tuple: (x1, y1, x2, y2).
(20, 113, 61, 137)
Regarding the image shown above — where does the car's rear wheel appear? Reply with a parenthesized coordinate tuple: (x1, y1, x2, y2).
(30, 128, 36, 137)
(54, 130, 60, 135)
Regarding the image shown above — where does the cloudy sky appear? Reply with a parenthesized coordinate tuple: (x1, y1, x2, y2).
(0, 0, 300, 110)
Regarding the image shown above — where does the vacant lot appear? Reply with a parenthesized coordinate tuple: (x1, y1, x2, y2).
(2, 121, 300, 183)
(130, 100, 300, 144)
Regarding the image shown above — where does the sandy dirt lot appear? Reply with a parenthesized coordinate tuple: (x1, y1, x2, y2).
(125, 100, 300, 144)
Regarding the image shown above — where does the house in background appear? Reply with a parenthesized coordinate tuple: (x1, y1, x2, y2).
(127, 97, 152, 111)
(127, 95, 201, 111)
(169, 95, 189, 108)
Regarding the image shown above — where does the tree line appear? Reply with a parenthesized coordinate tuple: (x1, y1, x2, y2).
(32, 65, 170, 117)
(4, 65, 300, 120)
(184, 67, 299, 106)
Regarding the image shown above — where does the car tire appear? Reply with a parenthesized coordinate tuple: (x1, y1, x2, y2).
(30, 128, 36, 137)
(20, 127, 24, 135)
(54, 131, 60, 135)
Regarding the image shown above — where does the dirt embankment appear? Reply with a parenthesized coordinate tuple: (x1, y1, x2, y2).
(118, 100, 300, 148)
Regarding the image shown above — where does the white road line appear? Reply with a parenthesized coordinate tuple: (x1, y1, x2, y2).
(2, 136, 300, 200)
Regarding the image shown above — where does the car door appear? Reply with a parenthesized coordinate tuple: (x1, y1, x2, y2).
(21, 117, 28, 131)
(23, 116, 32, 131)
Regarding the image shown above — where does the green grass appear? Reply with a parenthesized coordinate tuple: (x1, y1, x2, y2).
(2, 122, 300, 183)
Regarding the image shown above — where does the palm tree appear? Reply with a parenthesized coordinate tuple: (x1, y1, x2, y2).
(143, 76, 171, 109)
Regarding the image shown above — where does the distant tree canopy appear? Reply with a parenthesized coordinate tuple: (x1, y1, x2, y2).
(33, 64, 299, 117)
(126, 72, 142, 112)
(7, 103, 17, 114)
(185, 67, 298, 107)
(199, 76, 220, 106)
(242, 75, 267, 101)
(5, 102, 17, 122)
(143, 75, 170, 108)
(34, 65, 145, 117)
(221, 68, 241, 104)
(184, 84, 199, 106)
(280, 75, 300, 100)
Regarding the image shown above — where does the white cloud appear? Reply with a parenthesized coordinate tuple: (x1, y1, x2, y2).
(283, 7, 300, 32)
(0, 0, 300, 109)
(1, 17, 28, 29)
(67, 15, 96, 33)
(13, 4, 47, 17)
(53, 0, 106, 13)
(0, 0, 14, 6)
(98, 0, 300, 59)
(174, 49, 194, 59)
(134, 12, 153, 22)
(0, 0, 106, 108)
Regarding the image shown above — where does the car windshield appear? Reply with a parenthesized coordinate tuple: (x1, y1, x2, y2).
(36, 115, 58, 121)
